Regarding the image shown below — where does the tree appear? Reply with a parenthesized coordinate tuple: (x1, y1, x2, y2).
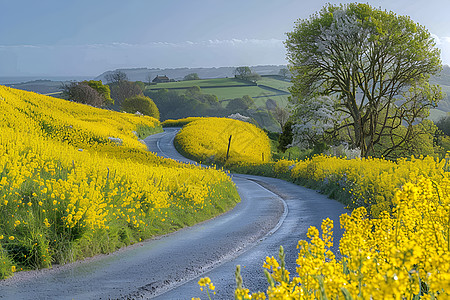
(234, 66, 260, 82)
(234, 66, 251, 79)
(278, 121, 294, 152)
(278, 68, 290, 79)
(105, 70, 128, 84)
(226, 95, 255, 112)
(272, 106, 291, 128)
(436, 114, 450, 136)
(82, 80, 113, 106)
(185, 85, 201, 97)
(121, 95, 160, 119)
(286, 3, 443, 158)
(184, 73, 200, 81)
(61, 82, 104, 107)
(109, 81, 143, 106)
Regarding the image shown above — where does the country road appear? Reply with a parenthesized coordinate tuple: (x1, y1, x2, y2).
(0, 128, 348, 300)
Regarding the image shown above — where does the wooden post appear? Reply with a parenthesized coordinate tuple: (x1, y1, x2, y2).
(262, 152, 264, 162)
(288, 152, 291, 160)
(226, 135, 232, 161)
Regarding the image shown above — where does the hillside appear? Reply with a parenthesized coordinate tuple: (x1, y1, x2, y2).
(146, 76, 291, 108)
(0, 86, 239, 278)
(96, 65, 287, 82)
(430, 64, 450, 120)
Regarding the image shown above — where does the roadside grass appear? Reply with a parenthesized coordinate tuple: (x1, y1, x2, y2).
(135, 123, 163, 139)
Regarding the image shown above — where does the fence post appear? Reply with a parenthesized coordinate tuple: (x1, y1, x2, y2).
(226, 135, 232, 161)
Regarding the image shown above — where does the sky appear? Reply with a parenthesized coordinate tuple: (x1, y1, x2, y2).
(1, 0, 450, 77)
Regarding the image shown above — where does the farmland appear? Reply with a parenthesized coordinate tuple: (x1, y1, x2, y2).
(175, 122, 450, 299)
(146, 76, 291, 108)
(0, 86, 239, 279)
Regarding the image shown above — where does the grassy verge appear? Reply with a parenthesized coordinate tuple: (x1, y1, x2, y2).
(135, 123, 163, 139)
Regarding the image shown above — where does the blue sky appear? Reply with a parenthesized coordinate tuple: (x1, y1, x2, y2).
(1, 0, 449, 76)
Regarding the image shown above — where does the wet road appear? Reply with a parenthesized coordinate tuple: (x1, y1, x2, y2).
(0, 128, 348, 299)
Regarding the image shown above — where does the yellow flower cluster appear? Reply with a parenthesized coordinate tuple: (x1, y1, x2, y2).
(224, 155, 450, 299)
(253, 175, 450, 299)
(175, 117, 272, 165)
(271, 155, 447, 217)
(0, 86, 239, 277)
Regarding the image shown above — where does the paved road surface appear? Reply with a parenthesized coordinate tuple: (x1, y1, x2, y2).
(0, 128, 347, 299)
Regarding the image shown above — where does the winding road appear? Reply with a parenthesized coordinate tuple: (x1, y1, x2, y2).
(0, 128, 348, 300)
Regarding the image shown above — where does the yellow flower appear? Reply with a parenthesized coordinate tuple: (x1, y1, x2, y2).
(43, 218, 51, 227)
(8, 236, 14, 240)
(11, 266, 16, 272)
(198, 277, 211, 287)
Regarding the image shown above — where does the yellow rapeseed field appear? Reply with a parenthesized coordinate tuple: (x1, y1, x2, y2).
(0, 86, 239, 278)
(162, 117, 204, 127)
(196, 155, 450, 299)
(174, 117, 272, 165)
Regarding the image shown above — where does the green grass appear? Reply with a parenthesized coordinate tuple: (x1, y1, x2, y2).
(146, 77, 291, 109)
(146, 78, 250, 90)
(135, 123, 163, 139)
(257, 77, 291, 92)
(203, 86, 271, 100)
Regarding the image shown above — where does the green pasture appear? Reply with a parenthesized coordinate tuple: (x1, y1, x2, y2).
(145, 78, 249, 90)
(257, 77, 291, 92)
(145, 77, 291, 109)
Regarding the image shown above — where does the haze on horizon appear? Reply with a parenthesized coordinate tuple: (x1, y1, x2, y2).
(1, 0, 450, 77)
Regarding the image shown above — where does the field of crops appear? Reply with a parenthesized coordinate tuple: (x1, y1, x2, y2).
(172, 119, 450, 298)
(174, 117, 272, 166)
(208, 155, 449, 299)
(0, 86, 239, 279)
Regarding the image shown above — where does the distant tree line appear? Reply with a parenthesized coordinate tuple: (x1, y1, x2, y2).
(61, 70, 159, 119)
(62, 80, 113, 107)
(144, 85, 278, 130)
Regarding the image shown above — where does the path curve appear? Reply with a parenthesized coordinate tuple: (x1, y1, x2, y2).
(0, 128, 348, 300)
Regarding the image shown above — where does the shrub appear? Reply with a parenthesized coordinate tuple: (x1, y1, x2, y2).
(121, 95, 160, 120)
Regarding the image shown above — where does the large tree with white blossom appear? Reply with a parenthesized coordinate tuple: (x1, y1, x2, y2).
(286, 3, 443, 158)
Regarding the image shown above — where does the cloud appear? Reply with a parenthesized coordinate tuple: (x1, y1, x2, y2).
(431, 33, 441, 45)
(431, 34, 450, 66)
(1, 38, 284, 50)
(0, 39, 287, 76)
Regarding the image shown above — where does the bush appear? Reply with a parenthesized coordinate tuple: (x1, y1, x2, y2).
(226, 95, 255, 112)
(121, 95, 160, 120)
(62, 82, 104, 107)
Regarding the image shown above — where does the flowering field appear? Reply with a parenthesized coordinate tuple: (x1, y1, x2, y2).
(174, 117, 272, 165)
(0, 86, 239, 279)
(162, 117, 204, 127)
(207, 155, 449, 299)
